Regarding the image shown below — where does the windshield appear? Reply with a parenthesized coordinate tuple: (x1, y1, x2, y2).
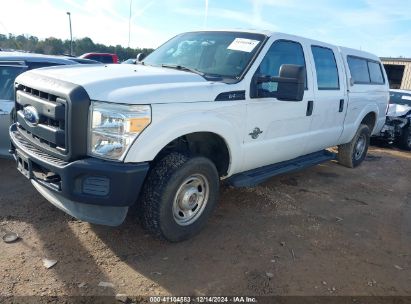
(143, 31, 266, 79)
(390, 91, 411, 106)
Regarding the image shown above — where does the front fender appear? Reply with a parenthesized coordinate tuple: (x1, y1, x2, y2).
(124, 103, 245, 176)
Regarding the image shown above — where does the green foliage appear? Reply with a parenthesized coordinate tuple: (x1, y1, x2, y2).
(0, 34, 153, 61)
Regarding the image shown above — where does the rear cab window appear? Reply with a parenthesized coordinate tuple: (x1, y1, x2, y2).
(347, 56, 385, 85)
(368, 61, 384, 84)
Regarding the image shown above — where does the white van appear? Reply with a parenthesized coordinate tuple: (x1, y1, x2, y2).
(10, 30, 389, 241)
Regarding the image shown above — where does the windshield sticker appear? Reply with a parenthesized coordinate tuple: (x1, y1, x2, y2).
(227, 38, 260, 52)
(402, 95, 411, 101)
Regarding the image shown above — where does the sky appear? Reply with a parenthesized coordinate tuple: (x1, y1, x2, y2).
(0, 0, 410, 57)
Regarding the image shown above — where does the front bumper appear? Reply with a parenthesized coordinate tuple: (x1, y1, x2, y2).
(9, 123, 149, 226)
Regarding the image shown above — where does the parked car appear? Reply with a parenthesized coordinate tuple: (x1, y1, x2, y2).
(79, 53, 119, 64)
(374, 89, 411, 150)
(0, 52, 100, 157)
(10, 30, 388, 241)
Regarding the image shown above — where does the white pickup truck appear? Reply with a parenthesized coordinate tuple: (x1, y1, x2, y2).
(10, 30, 389, 241)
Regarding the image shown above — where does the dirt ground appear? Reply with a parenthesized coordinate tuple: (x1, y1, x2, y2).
(0, 146, 410, 298)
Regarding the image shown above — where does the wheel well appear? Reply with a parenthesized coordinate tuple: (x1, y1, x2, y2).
(361, 112, 376, 132)
(154, 132, 230, 177)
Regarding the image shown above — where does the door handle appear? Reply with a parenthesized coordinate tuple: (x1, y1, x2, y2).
(339, 99, 344, 112)
(306, 100, 314, 116)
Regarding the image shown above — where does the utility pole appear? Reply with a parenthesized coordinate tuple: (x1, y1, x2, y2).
(203, 0, 209, 29)
(128, 0, 133, 48)
(66, 12, 73, 56)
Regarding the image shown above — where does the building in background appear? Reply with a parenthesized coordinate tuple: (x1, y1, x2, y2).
(381, 58, 411, 90)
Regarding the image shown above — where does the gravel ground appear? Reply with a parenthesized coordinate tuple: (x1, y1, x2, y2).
(0, 146, 410, 298)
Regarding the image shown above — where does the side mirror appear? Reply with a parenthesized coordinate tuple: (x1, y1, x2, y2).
(136, 53, 146, 62)
(254, 64, 305, 101)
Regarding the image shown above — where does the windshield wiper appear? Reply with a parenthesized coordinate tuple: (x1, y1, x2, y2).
(161, 64, 225, 81)
(161, 64, 205, 76)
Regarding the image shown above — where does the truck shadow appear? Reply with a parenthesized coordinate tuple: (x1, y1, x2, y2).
(2, 157, 279, 296)
(0, 158, 115, 296)
(90, 185, 286, 296)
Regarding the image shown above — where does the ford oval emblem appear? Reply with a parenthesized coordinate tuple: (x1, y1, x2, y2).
(23, 106, 40, 126)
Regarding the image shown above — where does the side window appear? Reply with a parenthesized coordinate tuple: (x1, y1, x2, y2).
(255, 40, 306, 96)
(100, 56, 114, 64)
(347, 56, 385, 85)
(347, 56, 370, 83)
(311, 46, 339, 90)
(87, 55, 100, 62)
(0, 66, 26, 101)
(368, 61, 384, 84)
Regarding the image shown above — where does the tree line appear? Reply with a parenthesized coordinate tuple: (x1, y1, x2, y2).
(0, 34, 154, 61)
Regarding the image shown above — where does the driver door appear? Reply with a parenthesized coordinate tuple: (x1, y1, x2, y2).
(0, 61, 27, 157)
(242, 39, 315, 172)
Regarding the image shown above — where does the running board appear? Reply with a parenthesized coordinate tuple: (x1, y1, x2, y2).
(227, 150, 336, 187)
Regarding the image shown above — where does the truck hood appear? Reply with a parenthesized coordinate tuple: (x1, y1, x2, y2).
(19, 64, 232, 104)
(387, 103, 411, 117)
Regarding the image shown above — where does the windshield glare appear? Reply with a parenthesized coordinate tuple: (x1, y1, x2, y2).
(143, 31, 266, 79)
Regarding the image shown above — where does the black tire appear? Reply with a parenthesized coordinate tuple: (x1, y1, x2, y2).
(399, 124, 411, 151)
(338, 124, 370, 168)
(139, 152, 220, 242)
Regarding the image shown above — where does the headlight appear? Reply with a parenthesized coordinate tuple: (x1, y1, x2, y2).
(88, 101, 151, 160)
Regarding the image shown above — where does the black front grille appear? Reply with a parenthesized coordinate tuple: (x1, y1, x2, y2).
(16, 85, 67, 155)
(14, 73, 91, 162)
(21, 85, 59, 102)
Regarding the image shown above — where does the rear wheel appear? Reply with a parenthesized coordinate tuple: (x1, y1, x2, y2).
(338, 124, 370, 168)
(139, 152, 219, 242)
(399, 124, 411, 150)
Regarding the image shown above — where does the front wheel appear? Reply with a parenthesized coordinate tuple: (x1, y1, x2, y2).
(338, 124, 370, 168)
(139, 152, 220, 242)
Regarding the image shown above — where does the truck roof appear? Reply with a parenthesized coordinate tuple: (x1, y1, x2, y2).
(183, 29, 382, 62)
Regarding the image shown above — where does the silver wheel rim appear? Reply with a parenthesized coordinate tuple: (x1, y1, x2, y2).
(172, 174, 209, 226)
(354, 134, 366, 160)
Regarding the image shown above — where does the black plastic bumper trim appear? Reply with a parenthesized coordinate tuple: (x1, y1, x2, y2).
(10, 124, 149, 207)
